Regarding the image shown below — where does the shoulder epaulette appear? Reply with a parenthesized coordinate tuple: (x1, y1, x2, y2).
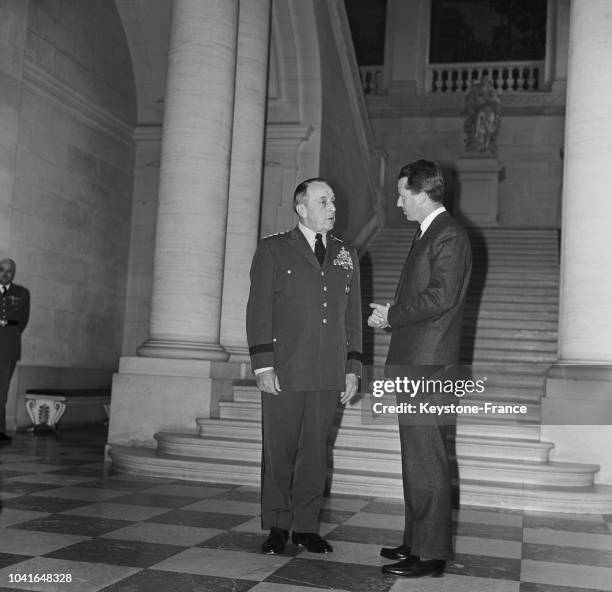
(261, 230, 290, 241)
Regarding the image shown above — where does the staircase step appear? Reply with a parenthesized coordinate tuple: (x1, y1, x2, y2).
(198, 418, 260, 438)
(367, 328, 557, 343)
(219, 401, 260, 421)
(458, 458, 598, 487)
(369, 259, 559, 269)
(456, 436, 553, 462)
(156, 431, 261, 462)
(463, 309, 559, 321)
(109, 444, 260, 486)
(466, 338, 557, 352)
(369, 352, 558, 365)
(468, 329, 558, 341)
(195, 421, 550, 462)
(233, 385, 260, 402)
(197, 418, 540, 454)
(462, 318, 558, 331)
(368, 354, 558, 366)
(461, 348, 558, 362)
(153, 433, 584, 486)
(464, 301, 557, 311)
(457, 420, 540, 440)
(460, 481, 612, 513)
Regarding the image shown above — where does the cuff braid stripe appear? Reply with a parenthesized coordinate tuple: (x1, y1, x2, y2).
(249, 343, 274, 356)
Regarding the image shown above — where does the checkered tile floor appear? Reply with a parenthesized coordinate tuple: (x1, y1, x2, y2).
(0, 428, 611, 591)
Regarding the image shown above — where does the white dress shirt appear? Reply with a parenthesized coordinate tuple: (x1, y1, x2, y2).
(419, 206, 446, 237)
(298, 222, 327, 250)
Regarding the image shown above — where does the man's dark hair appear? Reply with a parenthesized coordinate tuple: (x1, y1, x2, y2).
(293, 177, 327, 212)
(398, 160, 445, 203)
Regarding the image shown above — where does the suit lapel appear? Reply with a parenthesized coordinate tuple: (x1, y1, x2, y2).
(393, 214, 451, 302)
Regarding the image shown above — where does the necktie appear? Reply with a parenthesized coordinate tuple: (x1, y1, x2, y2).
(409, 227, 422, 254)
(395, 228, 422, 301)
(314, 233, 326, 266)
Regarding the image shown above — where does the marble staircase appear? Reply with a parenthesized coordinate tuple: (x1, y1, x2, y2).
(110, 227, 612, 512)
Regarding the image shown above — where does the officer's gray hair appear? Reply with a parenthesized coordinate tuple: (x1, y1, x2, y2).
(293, 177, 328, 213)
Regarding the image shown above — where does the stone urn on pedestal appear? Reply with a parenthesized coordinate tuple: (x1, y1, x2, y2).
(455, 76, 503, 227)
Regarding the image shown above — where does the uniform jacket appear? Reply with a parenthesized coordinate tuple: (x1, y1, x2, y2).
(387, 212, 472, 366)
(247, 226, 362, 392)
(0, 283, 30, 360)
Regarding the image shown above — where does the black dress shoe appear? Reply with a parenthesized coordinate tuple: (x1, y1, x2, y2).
(261, 528, 289, 554)
(292, 532, 333, 553)
(380, 544, 412, 560)
(382, 557, 445, 577)
(0, 432, 12, 444)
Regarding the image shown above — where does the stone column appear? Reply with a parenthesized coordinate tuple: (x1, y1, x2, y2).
(109, 0, 243, 448)
(542, 0, 612, 486)
(558, 0, 612, 363)
(138, 0, 239, 360)
(220, 0, 271, 362)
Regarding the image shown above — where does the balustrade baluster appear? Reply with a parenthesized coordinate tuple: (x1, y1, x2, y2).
(502, 68, 509, 91)
(425, 60, 544, 93)
(451, 69, 458, 92)
(526, 74, 532, 91)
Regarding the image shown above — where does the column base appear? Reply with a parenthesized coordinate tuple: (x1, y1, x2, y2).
(107, 357, 244, 448)
(137, 338, 229, 361)
(542, 363, 612, 484)
(223, 345, 252, 364)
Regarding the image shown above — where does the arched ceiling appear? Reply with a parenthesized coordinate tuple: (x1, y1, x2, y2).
(114, 0, 173, 125)
(113, 0, 318, 129)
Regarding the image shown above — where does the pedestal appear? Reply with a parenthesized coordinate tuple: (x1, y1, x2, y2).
(107, 357, 249, 448)
(455, 156, 502, 227)
(542, 364, 612, 483)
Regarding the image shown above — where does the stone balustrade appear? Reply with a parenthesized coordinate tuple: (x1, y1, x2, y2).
(359, 61, 545, 95)
(427, 61, 545, 93)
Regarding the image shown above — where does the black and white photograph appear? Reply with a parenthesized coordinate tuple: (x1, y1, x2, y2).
(0, 1, 610, 591)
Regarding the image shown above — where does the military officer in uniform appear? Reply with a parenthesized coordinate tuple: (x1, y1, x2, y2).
(0, 258, 30, 443)
(247, 178, 362, 555)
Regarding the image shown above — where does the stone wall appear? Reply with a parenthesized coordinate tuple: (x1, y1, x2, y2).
(371, 110, 564, 228)
(0, 0, 28, 256)
(0, 0, 136, 428)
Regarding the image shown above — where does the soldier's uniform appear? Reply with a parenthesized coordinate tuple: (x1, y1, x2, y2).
(0, 283, 30, 432)
(247, 226, 362, 532)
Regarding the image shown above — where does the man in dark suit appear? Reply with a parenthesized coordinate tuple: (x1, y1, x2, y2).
(369, 160, 472, 578)
(247, 178, 362, 555)
(0, 258, 30, 443)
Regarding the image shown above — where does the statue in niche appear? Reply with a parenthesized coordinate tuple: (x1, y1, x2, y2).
(463, 76, 502, 155)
